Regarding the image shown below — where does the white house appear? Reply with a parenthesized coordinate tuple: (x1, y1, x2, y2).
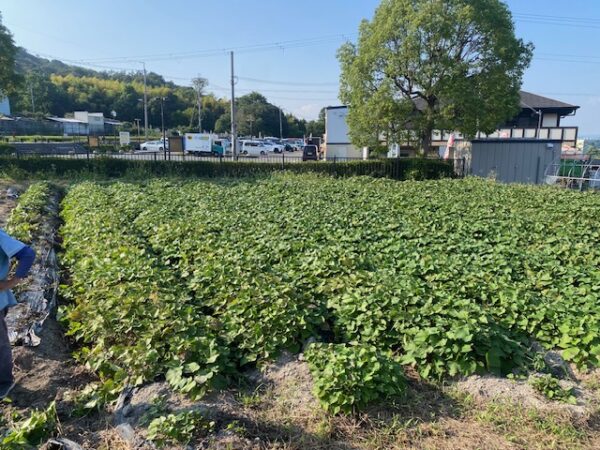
(325, 91, 580, 158)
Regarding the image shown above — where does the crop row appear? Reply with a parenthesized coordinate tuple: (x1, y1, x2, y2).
(60, 174, 600, 411)
(6, 182, 52, 244)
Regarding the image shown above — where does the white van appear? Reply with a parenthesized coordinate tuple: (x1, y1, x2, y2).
(240, 140, 267, 157)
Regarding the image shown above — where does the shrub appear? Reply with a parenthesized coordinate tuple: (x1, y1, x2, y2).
(0, 144, 15, 156)
(0, 156, 454, 181)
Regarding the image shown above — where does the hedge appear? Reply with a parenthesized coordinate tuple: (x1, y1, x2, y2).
(0, 144, 15, 156)
(0, 156, 455, 181)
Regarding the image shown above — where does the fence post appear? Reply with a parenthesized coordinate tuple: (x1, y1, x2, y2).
(282, 151, 285, 169)
(86, 147, 90, 161)
(154, 153, 157, 162)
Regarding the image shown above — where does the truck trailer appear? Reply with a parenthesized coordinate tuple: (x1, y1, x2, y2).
(183, 133, 224, 156)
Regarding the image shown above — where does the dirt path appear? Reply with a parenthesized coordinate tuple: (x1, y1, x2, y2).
(11, 319, 95, 410)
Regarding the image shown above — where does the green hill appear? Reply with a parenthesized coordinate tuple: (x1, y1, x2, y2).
(9, 48, 320, 137)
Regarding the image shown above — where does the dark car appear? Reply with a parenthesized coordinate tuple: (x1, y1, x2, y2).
(302, 145, 319, 161)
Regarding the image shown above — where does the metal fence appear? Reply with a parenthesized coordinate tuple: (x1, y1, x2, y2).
(0, 146, 466, 180)
(544, 158, 600, 191)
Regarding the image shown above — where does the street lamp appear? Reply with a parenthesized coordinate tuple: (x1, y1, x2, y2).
(111, 110, 117, 151)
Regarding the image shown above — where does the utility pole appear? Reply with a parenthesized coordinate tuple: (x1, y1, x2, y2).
(247, 117, 255, 137)
(160, 97, 167, 161)
(192, 76, 208, 133)
(29, 82, 35, 114)
(279, 106, 283, 140)
(134, 118, 141, 142)
(143, 62, 149, 140)
(198, 90, 202, 133)
(230, 51, 237, 160)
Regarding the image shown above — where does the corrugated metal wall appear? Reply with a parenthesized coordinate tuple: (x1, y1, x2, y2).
(471, 140, 561, 184)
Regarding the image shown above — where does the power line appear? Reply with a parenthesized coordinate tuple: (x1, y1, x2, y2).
(537, 92, 600, 97)
(236, 76, 339, 86)
(536, 52, 600, 60)
(514, 15, 600, 30)
(211, 86, 338, 94)
(514, 12, 600, 24)
(534, 56, 600, 65)
(62, 33, 358, 64)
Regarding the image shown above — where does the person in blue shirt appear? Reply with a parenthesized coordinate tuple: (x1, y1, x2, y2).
(0, 229, 35, 399)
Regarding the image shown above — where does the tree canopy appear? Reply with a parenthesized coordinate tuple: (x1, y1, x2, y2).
(0, 13, 19, 97)
(7, 46, 324, 138)
(338, 0, 534, 153)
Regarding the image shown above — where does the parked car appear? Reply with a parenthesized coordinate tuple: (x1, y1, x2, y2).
(137, 139, 168, 152)
(240, 140, 268, 157)
(289, 139, 304, 151)
(302, 145, 319, 161)
(261, 139, 284, 153)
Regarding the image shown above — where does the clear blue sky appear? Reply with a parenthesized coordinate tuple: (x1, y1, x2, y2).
(1, 0, 599, 135)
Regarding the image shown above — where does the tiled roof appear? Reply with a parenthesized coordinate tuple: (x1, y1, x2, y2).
(519, 91, 579, 110)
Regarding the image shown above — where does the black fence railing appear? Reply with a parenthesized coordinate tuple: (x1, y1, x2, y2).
(0, 148, 464, 181)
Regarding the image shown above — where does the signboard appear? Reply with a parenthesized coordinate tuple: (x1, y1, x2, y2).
(119, 131, 131, 146)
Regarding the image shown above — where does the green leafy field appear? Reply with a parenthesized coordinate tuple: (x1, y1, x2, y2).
(60, 174, 600, 411)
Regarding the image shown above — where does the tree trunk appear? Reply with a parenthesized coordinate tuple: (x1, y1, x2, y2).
(420, 127, 433, 156)
(420, 102, 436, 156)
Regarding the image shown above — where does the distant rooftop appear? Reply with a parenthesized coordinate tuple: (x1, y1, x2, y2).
(46, 117, 85, 124)
(327, 91, 579, 114)
(519, 91, 579, 111)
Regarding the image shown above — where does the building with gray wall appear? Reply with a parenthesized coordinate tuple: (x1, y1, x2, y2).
(470, 140, 562, 184)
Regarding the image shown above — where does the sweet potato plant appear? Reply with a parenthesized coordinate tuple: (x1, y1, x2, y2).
(59, 174, 600, 411)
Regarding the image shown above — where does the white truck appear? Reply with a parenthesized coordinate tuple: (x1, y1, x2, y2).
(183, 133, 224, 156)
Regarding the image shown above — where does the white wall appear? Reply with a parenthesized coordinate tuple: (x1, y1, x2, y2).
(75, 111, 105, 134)
(542, 113, 558, 127)
(325, 107, 351, 145)
(326, 144, 361, 159)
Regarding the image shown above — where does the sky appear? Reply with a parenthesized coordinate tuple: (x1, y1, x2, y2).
(1, 0, 600, 135)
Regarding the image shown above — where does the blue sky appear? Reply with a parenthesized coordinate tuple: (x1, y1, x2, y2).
(1, 0, 599, 135)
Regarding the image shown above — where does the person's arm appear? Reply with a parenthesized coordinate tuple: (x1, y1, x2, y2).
(14, 246, 35, 279)
(0, 246, 35, 291)
(0, 277, 20, 291)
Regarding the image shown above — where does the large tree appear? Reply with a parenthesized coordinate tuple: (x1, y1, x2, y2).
(215, 92, 287, 137)
(338, 0, 533, 153)
(306, 107, 326, 138)
(0, 13, 20, 98)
